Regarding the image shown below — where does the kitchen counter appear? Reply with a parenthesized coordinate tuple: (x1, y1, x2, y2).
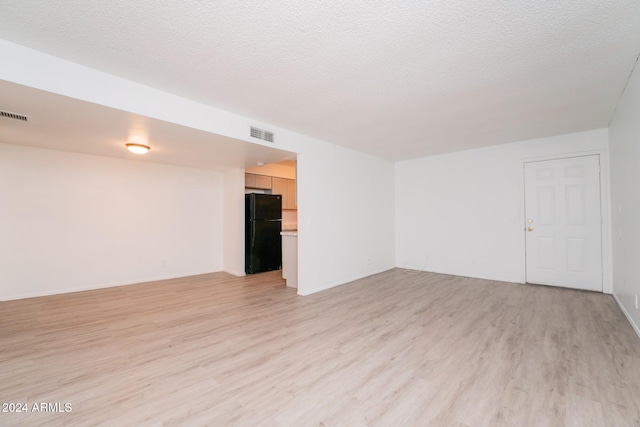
(280, 230, 297, 288)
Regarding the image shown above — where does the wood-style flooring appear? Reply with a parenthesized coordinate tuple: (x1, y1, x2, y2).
(1, 269, 639, 426)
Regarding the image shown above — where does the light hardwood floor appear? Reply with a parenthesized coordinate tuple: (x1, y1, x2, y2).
(1, 269, 639, 426)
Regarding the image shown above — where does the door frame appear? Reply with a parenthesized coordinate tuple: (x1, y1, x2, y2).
(519, 149, 613, 294)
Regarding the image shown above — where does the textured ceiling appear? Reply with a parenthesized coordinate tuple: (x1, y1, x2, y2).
(0, 1, 639, 160)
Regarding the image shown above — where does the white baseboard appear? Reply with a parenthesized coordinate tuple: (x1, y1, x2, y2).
(395, 265, 523, 285)
(297, 266, 395, 296)
(613, 293, 640, 340)
(222, 269, 246, 277)
(0, 269, 220, 302)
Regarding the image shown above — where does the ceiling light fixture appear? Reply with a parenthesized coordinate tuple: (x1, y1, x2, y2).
(126, 143, 150, 154)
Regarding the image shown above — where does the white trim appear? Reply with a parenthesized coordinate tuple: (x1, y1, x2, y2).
(0, 270, 221, 302)
(395, 266, 523, 285)
(520, 148, 613, 294)
(222, 269, 246, 277)
(613, 293, 640, 340)
(297, 267, 395, 296)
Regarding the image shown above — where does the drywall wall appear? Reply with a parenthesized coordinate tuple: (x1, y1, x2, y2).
(296, 142, 395, 295)
(395, 129, 611, 287)
(609, 59, 640, 336)
(223, 168, 245, 276)
(0, 143, 224, 300)
(0, 40, 396, 296)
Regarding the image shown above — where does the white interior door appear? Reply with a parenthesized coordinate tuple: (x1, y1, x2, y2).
(524, 155, 602, 291)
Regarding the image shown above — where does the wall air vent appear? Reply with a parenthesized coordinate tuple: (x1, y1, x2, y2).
(0, 110, 31, 123)
(250, 126, 274, 143)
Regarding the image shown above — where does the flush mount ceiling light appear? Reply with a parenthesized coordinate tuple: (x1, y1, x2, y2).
(126, 143, 150, 154)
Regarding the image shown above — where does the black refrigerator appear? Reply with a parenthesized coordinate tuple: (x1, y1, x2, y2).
(245, 193, 282, 274)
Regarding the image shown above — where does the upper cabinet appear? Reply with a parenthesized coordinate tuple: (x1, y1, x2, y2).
(269, 177, 297, 210)
(246, 173, 296, 209)
(286, 178, 296, 209)
(245, 173, 272, 190)
(272, 177, 287, 202)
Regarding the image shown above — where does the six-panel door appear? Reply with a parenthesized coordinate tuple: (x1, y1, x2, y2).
(524, 155, 602, 291)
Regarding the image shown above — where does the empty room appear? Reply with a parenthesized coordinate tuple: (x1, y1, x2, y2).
(1, 1, 640, 426)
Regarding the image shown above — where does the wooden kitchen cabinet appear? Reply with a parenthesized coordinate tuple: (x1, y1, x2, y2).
(255, 174, 272, 189)
(245, 173, 272, 190)
(246, 173, 296, 209)
(272, 177, 287, 203)
(287, 178, 296, 208)
(272, 177, 296, 209)
(244, 173, 255, 188)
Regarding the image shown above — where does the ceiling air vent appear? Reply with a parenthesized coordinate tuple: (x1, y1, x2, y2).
(250, 126, 274, 143)
(0, 110, 31, 123)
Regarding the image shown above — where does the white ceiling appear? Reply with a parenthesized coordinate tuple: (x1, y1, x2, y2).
(0, 1, 639, 161)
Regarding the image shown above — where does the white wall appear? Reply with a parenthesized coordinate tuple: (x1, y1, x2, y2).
(0, 40, 396, 297)
(395, 129, 611, 287)
(609, 59, 640, 336)
(223, 168, 245, 276)
(0, 143, 224, 300)
(297, 143, 395, 295)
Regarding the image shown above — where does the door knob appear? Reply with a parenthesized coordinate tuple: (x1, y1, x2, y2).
(527, 226, 533, 232)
